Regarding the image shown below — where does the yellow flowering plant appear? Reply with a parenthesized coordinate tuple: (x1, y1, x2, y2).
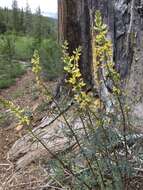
(0, 11, 134, 190)
(62, 42, 92, 109)
(31, 50, 52, 101)
(93, 11, 121, 97)
(0, 96, 30, 126)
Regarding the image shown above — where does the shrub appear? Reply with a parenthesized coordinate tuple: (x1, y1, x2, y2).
(0, 59, 25, 89)
(15, 36, 35, 60)
(0, 33, 15, 60)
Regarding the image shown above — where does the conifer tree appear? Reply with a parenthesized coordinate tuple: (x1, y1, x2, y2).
(4, 7, 10, 30)
(12, 0, 20, 32)
(0, 7, 6, 33)
(24, 0, 32, 35)
(20, 8, 25, 33)
(33, 6, 42, 46)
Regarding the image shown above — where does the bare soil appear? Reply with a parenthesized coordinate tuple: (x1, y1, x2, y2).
(0, 70, 56, 189)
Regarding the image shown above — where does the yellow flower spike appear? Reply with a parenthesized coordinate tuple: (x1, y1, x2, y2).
(62, 44, 92, 109)
(0, 97, 30, 126)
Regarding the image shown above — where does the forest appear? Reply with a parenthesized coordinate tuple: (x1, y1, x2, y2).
(1, 0, 143, 190)
(0, 1, 61, 89)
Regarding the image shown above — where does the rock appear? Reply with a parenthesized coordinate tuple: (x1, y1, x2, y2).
(7, 115, 80, 170)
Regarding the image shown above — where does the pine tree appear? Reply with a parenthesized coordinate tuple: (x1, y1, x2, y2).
(24, 0, 32, 35)
(0, 7, 7, 33)
(12, 0, 20, 32)
(19, 8, 25, 33)
(34, 6, 42, 43)
(4, 7, 10, 30)
(33, 6, 42, 45)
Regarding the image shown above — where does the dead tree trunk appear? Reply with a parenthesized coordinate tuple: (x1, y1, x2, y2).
(58, 0, 143, 123)
(58, 0, 93, 88)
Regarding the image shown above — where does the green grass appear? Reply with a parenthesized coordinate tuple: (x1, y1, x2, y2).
(0, 59, 25, 89)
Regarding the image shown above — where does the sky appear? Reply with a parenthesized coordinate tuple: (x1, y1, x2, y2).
(0, 0, 57, 18)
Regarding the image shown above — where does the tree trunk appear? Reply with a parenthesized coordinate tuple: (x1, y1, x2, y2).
(58, 0, 93, 88)
(58, 0, 143, 123)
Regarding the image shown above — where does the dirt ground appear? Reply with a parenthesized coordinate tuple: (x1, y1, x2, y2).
(0, 70, 56, 190)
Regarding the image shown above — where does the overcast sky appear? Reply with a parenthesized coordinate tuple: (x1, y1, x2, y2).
(0, 0, 57, 17)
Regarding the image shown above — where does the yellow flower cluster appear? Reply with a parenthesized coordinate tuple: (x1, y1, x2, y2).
(31, 50, 52, 101)
(31, 50, 42, 86)
(93, 11, 120, 96)
(0, 96, 30, 125)
(62, 41, 91, 109)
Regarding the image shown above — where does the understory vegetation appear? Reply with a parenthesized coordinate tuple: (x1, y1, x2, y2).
(1, 11, 143, 190)
(0, 59, 25, 89)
